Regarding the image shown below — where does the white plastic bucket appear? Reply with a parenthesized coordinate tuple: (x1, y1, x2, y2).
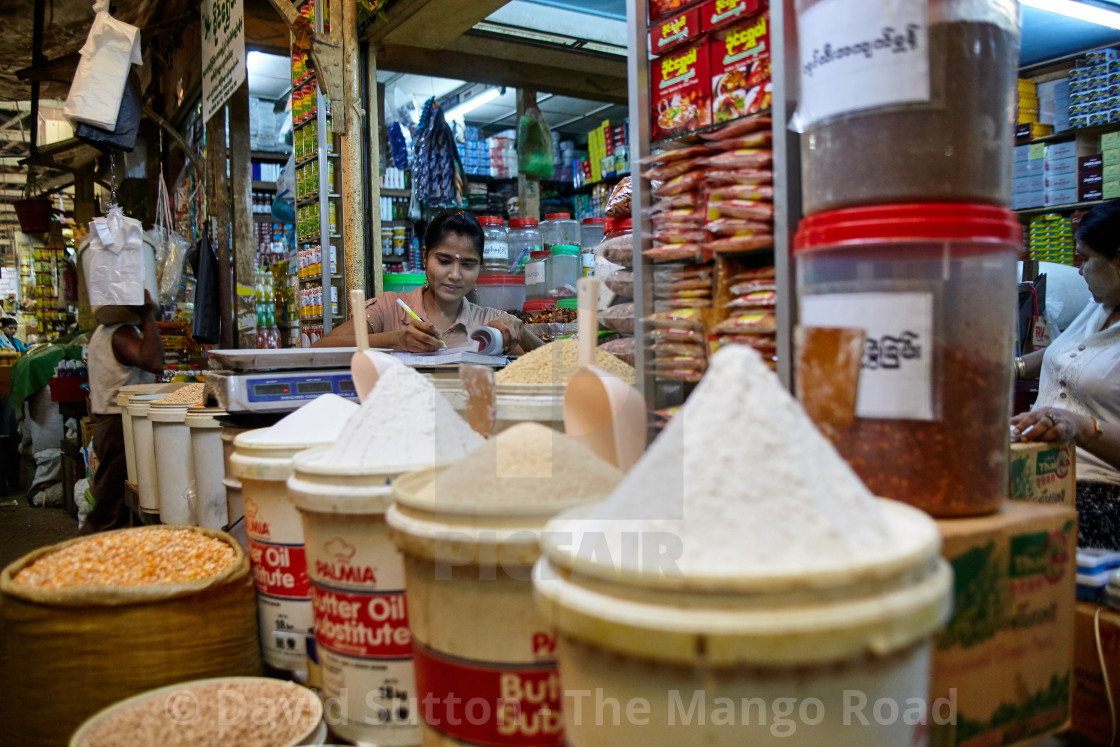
(221, 426, 252, 529)
(118, 383, 181, 486)
(149, 401, 195, 525)
(288, 448, 419, 747)
(533, 500, 953, 747)
(187, 406, 228, 531)
(388, 468, 572, 746)
(126, 395, 166, 514)
(230, 430, 338, 679)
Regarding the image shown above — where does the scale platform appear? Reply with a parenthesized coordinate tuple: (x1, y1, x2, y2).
(204, 348, 367, 413)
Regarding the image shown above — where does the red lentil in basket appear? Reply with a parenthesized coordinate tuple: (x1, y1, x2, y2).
(13, 528, 237, 589)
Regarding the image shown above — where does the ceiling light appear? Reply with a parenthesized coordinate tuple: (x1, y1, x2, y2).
(1020, 0, 1120, 29)
(247, 50, 266, 75)
(444, 88, 501, 121)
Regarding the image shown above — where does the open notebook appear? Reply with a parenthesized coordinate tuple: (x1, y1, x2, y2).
(390, 326, 508, 366)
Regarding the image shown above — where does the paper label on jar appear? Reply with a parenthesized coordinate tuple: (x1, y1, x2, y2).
(484, 240, 509, 261)
(794, 0, 929, 129)
(525, 261, 545, 285)
(800, 291, 934, 420)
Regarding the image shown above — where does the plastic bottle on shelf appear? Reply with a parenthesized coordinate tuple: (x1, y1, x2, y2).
(478, 216, 509, 274)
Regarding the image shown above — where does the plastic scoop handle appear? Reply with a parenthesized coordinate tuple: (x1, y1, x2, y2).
(578, 277, 598, 369)
(351, 289, 368, 352)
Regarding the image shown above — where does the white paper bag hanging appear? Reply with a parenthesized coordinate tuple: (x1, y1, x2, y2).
(82, 206, 151, 308)
(62, 0, 142, 130)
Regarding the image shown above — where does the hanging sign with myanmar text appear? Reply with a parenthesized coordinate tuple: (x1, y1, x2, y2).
(201, 0, 246, 121)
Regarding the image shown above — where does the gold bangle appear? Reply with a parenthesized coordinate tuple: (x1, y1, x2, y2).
(1014, 357, 1026, 380)
(1085, 416, 1105, 448)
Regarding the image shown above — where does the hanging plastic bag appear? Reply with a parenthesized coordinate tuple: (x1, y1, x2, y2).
(75, 69, 142, 152)
(62, 0, 142, 130)
(151, 168, 190, 305)
(192, 223, 222, 345)
(81, 205, 152, 311)
(517, 105, 554, 180)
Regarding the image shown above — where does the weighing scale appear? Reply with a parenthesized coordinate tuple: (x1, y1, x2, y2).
(204, 348, 369, 413)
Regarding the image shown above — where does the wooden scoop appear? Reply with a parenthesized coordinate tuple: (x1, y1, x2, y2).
(349, 289, 400, 401)
(563, 277, 646, 471)
(794, 325, 866, 441)
(460, 364, 496, 437)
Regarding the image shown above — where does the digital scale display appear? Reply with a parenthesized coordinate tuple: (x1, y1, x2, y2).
(253, 382, 292, 396)
(296, 381, 333, 395)
(245, 372, 358, 405)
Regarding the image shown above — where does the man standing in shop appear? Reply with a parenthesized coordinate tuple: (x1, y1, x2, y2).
(83, 292, 164, 533)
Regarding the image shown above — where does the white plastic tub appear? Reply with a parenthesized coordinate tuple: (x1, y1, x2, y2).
(149, 401, 195, 525)
(288, 448, 419, 747)
(187, 406, 228, 531)
(126, 394, 167, 514)
(117, 384, 169, 485)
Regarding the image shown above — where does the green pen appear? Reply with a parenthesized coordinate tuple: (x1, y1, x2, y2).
(397, 297, 446, 348)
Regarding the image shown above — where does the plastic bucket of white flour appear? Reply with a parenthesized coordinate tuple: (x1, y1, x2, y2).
(186, 406, 228, 531)
(387, 467, 579, 746)
(117, 384, 171, 485)
(149, 401, 195, 525)
(287, 448, 419, 747)
(127, 395, 168, 515)
(230, 430, 339, 680)
(533, 499, 952, 747)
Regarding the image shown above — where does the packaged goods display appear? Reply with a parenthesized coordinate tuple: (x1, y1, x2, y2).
(709, 12, 771, 123)
(496, 338, 636, 384)
(651, 40, 712, 142)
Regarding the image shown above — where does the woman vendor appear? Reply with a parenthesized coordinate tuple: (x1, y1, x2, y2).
(315, 210, 526, 352)
(1012, 200, 1120, 550)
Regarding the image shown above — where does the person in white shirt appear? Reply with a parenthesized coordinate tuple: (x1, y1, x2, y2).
(1013, 201, 1120, 549)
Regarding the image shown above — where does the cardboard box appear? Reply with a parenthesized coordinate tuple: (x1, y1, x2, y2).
(650, 38, 712, 142)
(1071, 601, 1120, 744)
(648, 0, 703, 22)
(1014, 144, 1031, 163)
(930, 501, 1077, 747)
(650, 5, 703, 56)
(699, 0, 762, 32)
(708, 11, 770, 125)
(1106, 147, 1120, 167)
(1103, 130, 1120, 148)
(1105, 180, 1120, 199)
(1014, 174, 1044, 193)
(1009, 441, 1076, 506)
(1012, 191, 1044, 210)
(1046, 141, 1077, 161)
(1044, 173, 1078, 192)
(1045, 188, 1080, 206)
(1044, 156, 1077, 176)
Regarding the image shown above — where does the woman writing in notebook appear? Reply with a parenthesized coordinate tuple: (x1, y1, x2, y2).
(315, 210, 525, 352)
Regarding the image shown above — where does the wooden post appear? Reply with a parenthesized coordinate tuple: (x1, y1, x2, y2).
(73, 164, 96, 331)
(206, 105, 235, 350)
(516, 88, 540, 221)
(229, 84, 257, 349)
(341, 0, 366, 306)
(368, 50, 384, 296)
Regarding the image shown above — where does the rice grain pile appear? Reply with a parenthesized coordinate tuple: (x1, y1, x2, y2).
(156, 383, 206, 405)
(413, 422, 622, 508)
(497, 338, 635, 385)
(13, 528, 236, 589)
(77, 679, 319, 747)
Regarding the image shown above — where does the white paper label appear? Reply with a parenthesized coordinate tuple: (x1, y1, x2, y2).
(796, 0, 929, 128)
(484, 240, 509, 261)
(800, 292, 934, 420)
(525, 261, 545, 285)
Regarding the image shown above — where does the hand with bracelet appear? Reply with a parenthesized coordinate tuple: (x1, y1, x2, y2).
(1011, 407, 1105, 449)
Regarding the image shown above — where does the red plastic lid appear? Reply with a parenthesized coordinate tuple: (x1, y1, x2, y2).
(545, 213, 572, 220)
(509, 217, 539, 228)
(477, 215, 504, 227)
(794, 203, 1022, 252)
(530, 250, 551, 259)
(476, 274, 525, 286)
(581, 217, 607, 226)
(523, 299, 555, 312)
(605, 218, 633, 233)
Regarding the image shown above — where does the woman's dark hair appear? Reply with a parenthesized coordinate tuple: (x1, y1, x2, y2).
(0, 317, 15, 327)
(1075, 200, 1120, 259)
(423, 210, 485, 261)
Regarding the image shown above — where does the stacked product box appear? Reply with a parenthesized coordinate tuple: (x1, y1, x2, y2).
(457, 127, 490, 176)
(1043, 140, 1079, 207)
(1103, 131, 1120, 199)
(1011, 143, 1044, 209)
(1069, 48, 1120, 129)
(1054, 78, 1071, 133)
(1079, 154, 1103, 202)
(649, 0, 769, 143)
(1028, 213, 1075, 265)
(1015, 78, 1051, 140)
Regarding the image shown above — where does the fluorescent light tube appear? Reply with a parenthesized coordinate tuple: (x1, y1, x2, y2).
(444, 89, 501, 121)
(1020, 0, 1120, 30)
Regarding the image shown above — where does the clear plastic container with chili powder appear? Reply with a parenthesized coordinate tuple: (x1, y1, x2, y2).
(794, 203, 1020, 517)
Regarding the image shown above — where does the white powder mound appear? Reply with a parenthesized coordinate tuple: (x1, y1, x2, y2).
(571, 345, 898, 578)
(316, 365, 484, 472)
(254, 393, 359, 445)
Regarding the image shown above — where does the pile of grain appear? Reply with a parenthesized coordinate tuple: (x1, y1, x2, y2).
(13, 528, 236, 589)
(156, 383, 206, 405)
(413, 422, 622, 508)
(497, 338, 636, 385)
(78, 679, 319, 747)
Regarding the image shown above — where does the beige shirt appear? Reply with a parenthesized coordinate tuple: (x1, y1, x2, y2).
(364, 287, 510, 349)
(88, 323, 156, 415)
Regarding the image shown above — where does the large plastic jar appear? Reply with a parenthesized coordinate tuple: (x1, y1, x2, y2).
(524, 250, 551, 301)
(117, 384, 171, 485)
(794, 203, 1020, 517)
(478, 215, 509, 274)
(548, 245, 580, 299)
(796, 0, 1018, 214)
(127, 395, 168, 516)
(287, 449, 419, 747)
(474, 273, 526, 311)
(149, 401, 195, 525)
(580, 218, 606, 277)
(541, 212, 580, 250)
(508, 217, 543, 274)
(186, 406, 228, 531)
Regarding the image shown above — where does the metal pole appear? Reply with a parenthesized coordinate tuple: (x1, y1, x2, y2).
(341, 0, 366, 309)
(625, 0, 653, 411)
